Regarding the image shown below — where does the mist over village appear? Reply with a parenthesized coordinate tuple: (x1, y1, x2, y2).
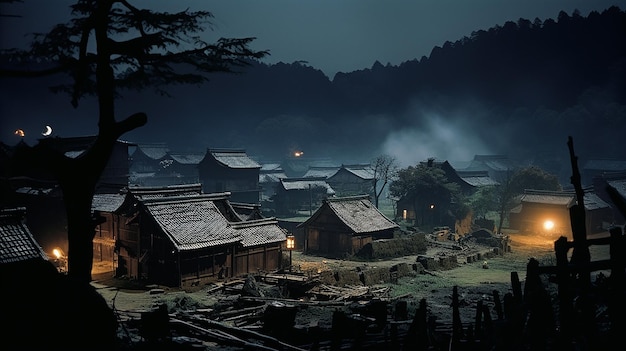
(1, 1, 625, 351)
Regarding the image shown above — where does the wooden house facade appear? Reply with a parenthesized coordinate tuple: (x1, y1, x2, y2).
(92, 184, 288, 287)
(297, 195, 400, 258)
(198, 148, 261, 204)
(508, 189, 614, 237)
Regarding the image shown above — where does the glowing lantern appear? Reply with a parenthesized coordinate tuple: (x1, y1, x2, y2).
(286, 234, 295, 272)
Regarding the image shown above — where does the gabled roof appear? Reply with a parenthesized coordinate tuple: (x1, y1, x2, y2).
(0, 207, 48, 264)
(336, 164, 374, 180)
(261, 163, 283, 171)
(465, 154, 514, 172)
(231, 218, 287, 247)
(583, 193, 611, 211)
(456, 170, 499, 187)
(132, 143, 170, 160)
(141, 196, 240, 251)
(302, 166, 340, 178)
(205, 148, 260, 169)
(127, 183, 204, 199)
(168, 152, 205, 165)
(92, 193, 127, 213)
(519, 190, 575, 207)
(279, 177, 336, 194)
(298, 195, 399, 234)
(259, 171, 287, 183)
(139, 195, 286, 251)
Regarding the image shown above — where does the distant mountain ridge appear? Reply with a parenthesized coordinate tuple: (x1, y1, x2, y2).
(1, 6, 625, 177)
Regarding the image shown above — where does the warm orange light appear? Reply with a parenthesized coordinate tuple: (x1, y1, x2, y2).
(52, 248, 64, 259)
(294, 151, 304, 157)
(14, 129, 25, 137)
(286, 234, 295, 250)
(543, 220, 555, 231)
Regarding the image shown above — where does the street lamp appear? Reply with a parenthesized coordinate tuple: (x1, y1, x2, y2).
(286, 234, 295, 272)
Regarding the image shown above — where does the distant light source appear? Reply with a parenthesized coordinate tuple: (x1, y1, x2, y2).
(294, 151, 304, 157)
(14, 129, 25, 137)
(430, 204, 435, 209)
(52, 248, 64, 259)
(543, 220, 555, 231)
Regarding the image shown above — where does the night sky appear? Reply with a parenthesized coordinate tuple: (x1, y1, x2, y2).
(1, 0, 624, 78)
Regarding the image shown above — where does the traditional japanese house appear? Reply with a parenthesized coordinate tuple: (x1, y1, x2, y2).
(302, 165, 340, 179)
(92, 184, 287, 287)
(394, 159, 497, 223)
(155, 151, 204, 185)
(582, 159, 626, 187)
(463, 154, 516, 183)
(198, 148, 261, 204)
(0, 137, 131, 260)
(273, 177, 336, 216)
(136, 194, 286, 287)
(297, 195, 400, 258)
(508, 189, 613, 237)
(92, 183, 204, 279)
(128, 143, 170, 186)
(259, 163, 287, 202)
(326, 164, 376, 198)
(593, 171, 626, 225)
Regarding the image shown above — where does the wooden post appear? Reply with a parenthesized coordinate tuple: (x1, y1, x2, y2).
(609, 226, 626, 343)
(452, 285, 464, 344)
(493, 290, 504, 320)
(554, 235, 573, 345)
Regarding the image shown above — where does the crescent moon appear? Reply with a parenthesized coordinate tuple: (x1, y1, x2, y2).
(42, 125, 52, 136)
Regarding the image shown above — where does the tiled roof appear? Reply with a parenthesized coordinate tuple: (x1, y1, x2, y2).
(261, 163, 283, 171)
(302, 166, 340, 178)
(209, 149, 260, 169)
(323, 195, 399, 233)
(457, 170, 499, 187)
(583, 193, 610, 211)
(607, 179, 626, 198)
(128, 183, 204, 199)
(231, 218, 287, 247)
(134, 144, 170, 160)
(465, 155, 513, 172)
(259, 171, 287, 183)
(140, 195, 286, 251)
(141, 196, 241, 251)
(92, 193, 127, 213)
(0, 208, 48, 264)
(337, 164, 375, 180)
(168, 153, 205, 165)
(520, 191, 575, 206)
(280, 178, 336, 194)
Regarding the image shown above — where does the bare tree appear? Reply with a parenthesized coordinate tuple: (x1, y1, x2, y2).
(1, 0, 268, 285)
(371, 154, 398, 208)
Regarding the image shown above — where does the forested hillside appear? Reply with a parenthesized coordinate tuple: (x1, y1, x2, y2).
(2, 6, 625, 176)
